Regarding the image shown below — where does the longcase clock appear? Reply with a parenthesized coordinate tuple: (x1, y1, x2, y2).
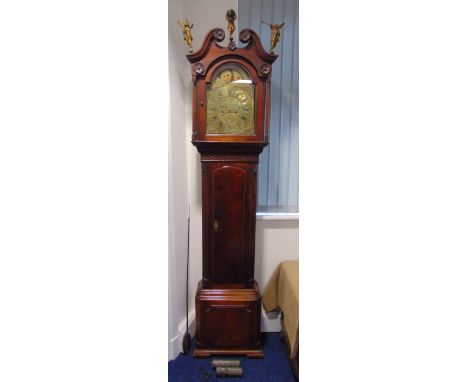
(185, 16, 277, 358)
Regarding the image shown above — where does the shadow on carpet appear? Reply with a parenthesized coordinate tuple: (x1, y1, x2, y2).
(168, 332, 296, 381)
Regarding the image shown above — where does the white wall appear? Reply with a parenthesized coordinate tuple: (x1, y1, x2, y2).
(255, 218, 299, 292)
(168, 0, 190, 362)
(168, 0, 299, 361)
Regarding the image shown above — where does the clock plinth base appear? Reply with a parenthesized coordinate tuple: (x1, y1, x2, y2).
(193, 281, 264, 358)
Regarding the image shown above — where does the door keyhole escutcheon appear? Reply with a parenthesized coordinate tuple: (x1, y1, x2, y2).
(213, 219, 219, 232)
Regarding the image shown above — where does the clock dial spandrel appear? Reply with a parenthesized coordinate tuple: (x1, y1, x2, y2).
(206, 64, 255, 135)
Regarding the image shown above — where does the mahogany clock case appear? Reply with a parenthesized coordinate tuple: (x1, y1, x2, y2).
(186, 28, 277, 358)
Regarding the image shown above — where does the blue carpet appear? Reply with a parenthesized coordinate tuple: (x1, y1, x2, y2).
(168, 333, 296, 382)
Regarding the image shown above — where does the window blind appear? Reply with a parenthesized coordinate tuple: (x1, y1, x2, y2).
(238, 0, 299, 213)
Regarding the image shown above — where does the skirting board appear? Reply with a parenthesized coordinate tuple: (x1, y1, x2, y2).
(261, 305, 282, 332)
(169, 306, 281, 361)
(169, 310, 196, 361)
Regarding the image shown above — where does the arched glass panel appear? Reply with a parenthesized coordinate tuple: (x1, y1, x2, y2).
(206, 63, 255, 135)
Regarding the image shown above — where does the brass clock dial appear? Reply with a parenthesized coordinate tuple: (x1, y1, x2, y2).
(206, 63, 255, 135)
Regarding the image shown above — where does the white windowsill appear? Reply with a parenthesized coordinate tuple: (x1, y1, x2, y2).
(256, 213, 299, 221)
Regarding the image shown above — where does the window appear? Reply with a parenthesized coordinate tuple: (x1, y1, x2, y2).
(239, 0, 299, 213)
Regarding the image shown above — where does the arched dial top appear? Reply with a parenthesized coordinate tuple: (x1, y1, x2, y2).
(206, 63, 255, 135)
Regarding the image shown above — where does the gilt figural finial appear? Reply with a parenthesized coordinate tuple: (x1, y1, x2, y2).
(177, 19, 194, 52)
(226, 9, 237, 39)
(262, 21, 285, 54)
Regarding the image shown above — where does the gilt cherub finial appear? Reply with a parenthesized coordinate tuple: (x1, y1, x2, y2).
(177, 19, 194, 53)
(262, 21, 285, 54)
(226, 9, 237, 39)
